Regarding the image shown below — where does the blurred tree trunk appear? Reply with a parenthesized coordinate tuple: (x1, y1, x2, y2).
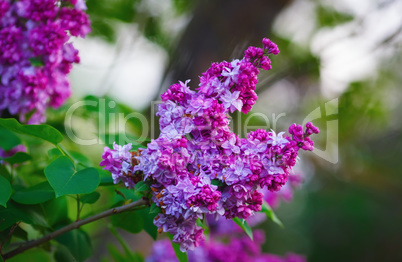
(157, 0, 292, 97)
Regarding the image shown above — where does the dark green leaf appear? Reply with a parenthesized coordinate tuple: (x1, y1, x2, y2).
(56, 229, 92, 262)
(107, 244, 127, 262)
(100, 176, 114, 186)
(0, 202, 50, 230)
(260, 201, 284, 228)
(13, 225, 28, 241)
(0, 118, 63, 145)
(80, 191, 101, 204)
(134, 180, 150, 195)
(1, 152, 31, 165)
(29, 57, 44, 67)
(168, 233, 188, 262)
(0, 126, 21, 151)
(54, 244, 75, 262)
(48, 148, 63, 162)
(211, 179, 224, 186)
(0, 175, 12, 207)
(233, 217, 253, 240)
(149, 202, 161, 214)
(45, 156, 100, 197)
(110, 210, 144, 234)
(139, 208, 158, 240)
(11, 181, 55, 205)
(0, 164, 12, 181)
(42, 196, 69, 227)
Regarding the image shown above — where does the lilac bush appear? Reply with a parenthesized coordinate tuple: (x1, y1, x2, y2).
(100, 38, 319, 251)
(0, 0, 90, 124)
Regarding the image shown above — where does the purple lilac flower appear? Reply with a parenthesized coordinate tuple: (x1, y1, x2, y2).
(146, 231, 306, 262)
(0, 0, 90, 124)
(100, 38, 320, 251)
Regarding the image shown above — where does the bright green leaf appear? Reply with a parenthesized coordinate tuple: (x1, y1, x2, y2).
(260, 201, 284, 228)
(0, 175, 12, 207)
(80, 191, 101, 204)
(45, 156, 100, 197)
(233, 217, 253, 240)
(0, 118, 63, 145)
(56, 229, 92, 262)
(168, 233, 188, 262)
(11, 181, 55, 205)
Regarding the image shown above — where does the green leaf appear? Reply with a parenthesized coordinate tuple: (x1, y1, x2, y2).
(42, 196, 69, 227)
(110, 210, 144, 234)
(1, 152, 31, 165)
(211, 179, 224, 186)
(80, 191, 101, 204)
(48, 148, 63, 162)
(11, 181, 55, 205)
(168, 233, 188, 262)
(45, 156, 100, 197)
(56, 229, 92, 262)
(0, 202, 50, 230)
(233, 217, 253, 240)
(134, 180, 150, 195)
(149, 202, 162, 214)
(100, 176, 114, 186)
(107, 244, 127, 262)
(196, 218, 209, 237)
(260, 201, 284, 228)
(0, 175, 12, 207)
(29, 57, 44, 67)
(54, 244, 76, 262)
(0, 118, 63, 145)
(0, 164, 12, 181)
(138, 208, 158, 240)
(0, 126, 21, 151)
(70, 151, 93, 167)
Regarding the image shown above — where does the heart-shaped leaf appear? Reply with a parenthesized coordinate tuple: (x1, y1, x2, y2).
(45, 156, 100, 197)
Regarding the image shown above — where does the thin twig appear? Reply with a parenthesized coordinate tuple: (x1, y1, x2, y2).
(2, 198, 149, 260)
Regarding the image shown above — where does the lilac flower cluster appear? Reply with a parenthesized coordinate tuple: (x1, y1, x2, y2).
(100, 38, 319, 251)
(0, 0, 90, 124)
(146, 232, 305, 262)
